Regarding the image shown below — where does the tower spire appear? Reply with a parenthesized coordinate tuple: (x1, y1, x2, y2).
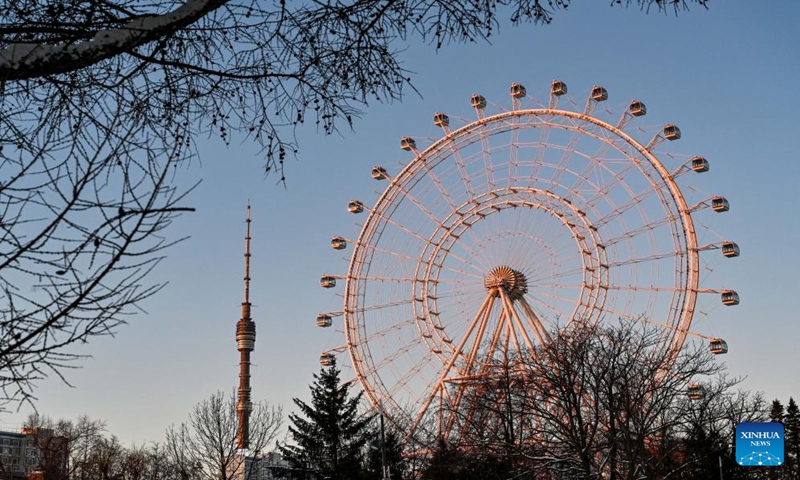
(236, 201, 256, 450)
(243, 200, 251, 310)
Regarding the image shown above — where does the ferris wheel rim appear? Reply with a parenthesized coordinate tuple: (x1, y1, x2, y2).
(339, 104, 702, 439)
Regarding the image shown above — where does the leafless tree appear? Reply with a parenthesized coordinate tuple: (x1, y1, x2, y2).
(0, 0, 709, 408)
(165, 390, 283, 480)
(443, 320, 752, 480)
(23, 413, 121, 480)
(116, 442, 185, 480)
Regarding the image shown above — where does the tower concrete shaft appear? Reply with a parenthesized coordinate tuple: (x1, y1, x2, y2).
(236, 203, 256, 450)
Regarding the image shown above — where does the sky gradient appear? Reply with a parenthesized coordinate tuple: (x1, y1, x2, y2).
(2, 1, 799, 447)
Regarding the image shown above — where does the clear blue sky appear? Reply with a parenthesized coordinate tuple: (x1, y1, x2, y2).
(3, 1, 799, 446)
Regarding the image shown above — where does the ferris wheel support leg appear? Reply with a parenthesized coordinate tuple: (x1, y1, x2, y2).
(409, 293, 496, 437)
(437, 388, 443, 439)
(501, 317, 513, 360)
(517, 296, 552, 345)
(464, 296, 499, 377)
(504, 311, 524, 357)
(444, 305, 507, 437)
(499, 289, 537, 351)
(486, 308, 510, 368)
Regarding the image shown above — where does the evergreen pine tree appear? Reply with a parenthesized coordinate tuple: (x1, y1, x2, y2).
(765, 400, 786, 480)
(279, 362, 373, 480)
(785, 398, 799, 478)
(365, 429, 406, 480)
(420, 438, 511, 480)
(771, 399, 785, 424)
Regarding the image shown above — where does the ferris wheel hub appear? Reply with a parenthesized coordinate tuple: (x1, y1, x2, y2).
(484, 266, 528, 301)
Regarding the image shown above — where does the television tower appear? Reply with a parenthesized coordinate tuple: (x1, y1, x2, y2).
(236, 202, 256, 451)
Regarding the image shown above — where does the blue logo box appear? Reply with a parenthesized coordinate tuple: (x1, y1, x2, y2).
(736, 422, 784, 466)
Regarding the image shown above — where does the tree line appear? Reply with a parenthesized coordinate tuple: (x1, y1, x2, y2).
(10, 320, 799, 480)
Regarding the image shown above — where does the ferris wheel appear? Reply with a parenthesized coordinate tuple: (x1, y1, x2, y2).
(317, 80, 739, 442)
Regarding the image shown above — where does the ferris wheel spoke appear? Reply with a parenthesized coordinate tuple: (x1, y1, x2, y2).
(533, 221, 584, 261)
(438, 265, 485, 281)
(546, 115, 591, 192)
(603, 213, 680, 246)
(359, 241, 430, 263)
(605, 285, 680, 294)
(435, 230, 495, 274)
(358, 320, 417, 349)
(525, 294, 571, 323)
(428, 256, 488, 283)
(605, 251, 678, 268)
(350, 275, 417, 283)
(355, 330, 428, 379)
(370, 209, 434, 246)
(595, 307, 680, 331)
(567, 141, 614, 195)
(529, 290, 582, 308)
(424, 211, 505, 275)
(386, 181, 446, 227)
(535, 227, 585, 260)
(582, 162, 638, 209)
(594, 187, 660, 227)
(502, 209, 543, 267)
(531, 123, 552, 181)
(355, 298, 417, 313)
(423, 165, 459, 211)
(528, 265, 585, 283)
(507, 121, 522, 186)
(530, 282, 585, 290)
(569, 123, 646, 200)
(479, 130, 496, 190)
(443, 138, 477, 198)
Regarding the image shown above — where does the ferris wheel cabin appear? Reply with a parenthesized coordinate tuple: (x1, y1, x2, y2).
(721, 241, 740, 257)
(591, 86, 608, 102)
(551, 80, 568, 96)
(721, 290, 740, 306)
(510, 83, 527, 99)
(320, 275, 336, 288)
(433, 112, 450, 127)
(663, 124, 681, 140)
(319, 353, 335, 366)
(348, 200, 364, 214)
(687, 383, 704, 400)
(371, 166, 389, 180)
(471, 94, 487, 109)
(331, 236, 347, 250)
(400, 136, 417, 151)
(628, 100, 647, 116)
(709, 339, 728, 355)
(691, 156, 710, 173)
(711, 196, 730, 212)
(316, 314, 332, 328)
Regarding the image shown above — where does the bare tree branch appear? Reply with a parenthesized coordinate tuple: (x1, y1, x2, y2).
(0, 0, 709, 409)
